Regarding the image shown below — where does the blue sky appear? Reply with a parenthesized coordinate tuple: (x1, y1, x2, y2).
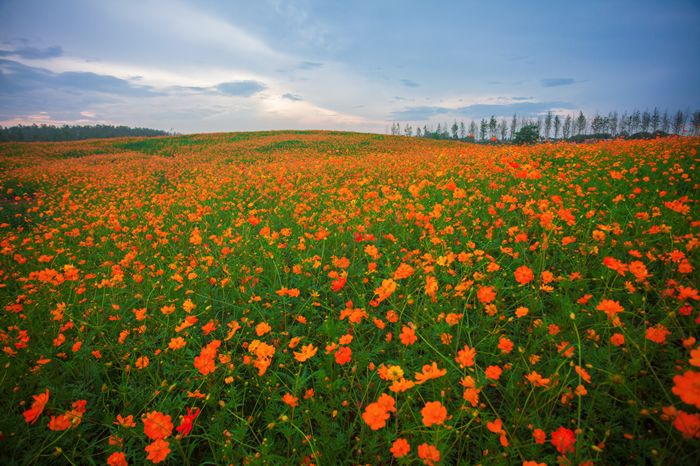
(1, 0, 698, 133)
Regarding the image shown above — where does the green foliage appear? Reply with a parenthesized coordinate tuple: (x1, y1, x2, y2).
(513, 124, 540, 144)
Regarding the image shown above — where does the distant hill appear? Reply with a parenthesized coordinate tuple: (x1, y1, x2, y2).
(0, 124, 171, 142)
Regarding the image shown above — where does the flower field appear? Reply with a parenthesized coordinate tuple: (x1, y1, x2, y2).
(0, 131, 698, 465)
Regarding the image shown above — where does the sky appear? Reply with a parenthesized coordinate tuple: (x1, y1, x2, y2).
(1, 0, 699, 134)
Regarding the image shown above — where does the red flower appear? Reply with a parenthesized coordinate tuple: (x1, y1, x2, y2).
(551, 426, 576, 454)
(175, 408, 200, 437)
(23, 389, 49, 424)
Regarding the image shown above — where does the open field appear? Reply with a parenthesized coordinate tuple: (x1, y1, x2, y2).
(0, 132, 698, 465)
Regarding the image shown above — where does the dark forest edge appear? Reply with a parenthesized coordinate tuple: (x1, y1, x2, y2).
(0, 124, 172, 142)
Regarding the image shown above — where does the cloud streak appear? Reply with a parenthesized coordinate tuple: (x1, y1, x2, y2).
(0, 45, 64, 59)
(282, 93, 303, 101)
(541, 78, 576, 87)
(215, 80, 266, 97)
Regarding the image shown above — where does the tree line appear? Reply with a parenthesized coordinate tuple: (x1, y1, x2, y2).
(0, 124, 171, 142)
(388, 108, 700, 142)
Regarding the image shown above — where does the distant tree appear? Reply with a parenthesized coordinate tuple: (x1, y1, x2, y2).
(563, 115, 572, 139)
(608, 112, 618, 136)
(673, 110, 687, 135)
(415, 127, 422, 137)
(651, 108, 660, 132)
(459, 121, 466, 139)
(499, 119, 508, 141)
(630, 111, 641, 133)
(404, 124, 413, 137)
(451, 121, 459, 139)
(510, 114, 518, 140)
(641, 111, 651, 132)
(553, 114, 561, 139)
(618, 112, 629, 135)
(591, 114, 608, 134)
(513, 124, 540, 145)
(469, 121, 478, 139)
(691, 111, 700, 136)
(488, 116, 497, 139)
(575, 111, 587, 135)
(423, 125, 429, 137)
(479, 119, 488, 141)
(544, 111, 553, 139)
(661, 111, 671, 133)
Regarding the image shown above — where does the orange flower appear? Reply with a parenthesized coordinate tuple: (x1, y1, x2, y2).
(193, 339, 221, 375)
(362, 403, 390, 430)
(48, 414, 72, 431)
(672, 370, 700, 409)
(417, 443, 440, 465)
(107, 452, 128, 466)
(282, 393, 299, 408)
(399, 325, 417, 346)
(673, 410, 700, 439)
(690, 347, 700, 367)
(135, 356, 149, 369)
(114, 414, 136, 428)
(498, 336, 514, 354)
(145, 439, 170, 464)
(393, 263, 414, 280)
(143, 411, 173, 440)
(628, 260, 650, 282)
(514, 265, 534, 285)
(331, 275, 347, 292)
(532, 428, 546, 444)
(646, 324, 670, 344)
(425, 275, 438, 300)
(377, 393, 396, 413)
(485, 365, 503, 381)
(602, 257, 628, 275)
(596, 299, 624, 324)
(455, 344, 476, 368)
(421, 401, 448, 427)
(477, 286, 496, 304)
(390, 438, 410, 458)
(373, 278, 397, 304)
(255, 321, 271, 336)
(526, 371, 551, 387)
(107, 451, 129, 466)
(610, 333, 625, 346)
(168, 337, 186, 350)
(293, 343, 318, 362)
(334, 346, 352, 365)
(415, 362, 447, 384)
(248, 339, 275, 375)
(23, 388, 49, 424)
(361, 393, 395, 430)
(486, 418, 504, 434)
(389, 378, 416, 393)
